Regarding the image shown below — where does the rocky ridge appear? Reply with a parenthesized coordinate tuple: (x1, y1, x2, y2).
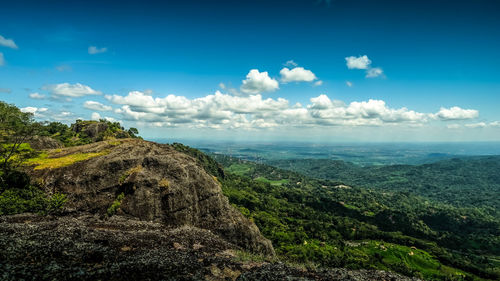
(27, 138, 274, 256)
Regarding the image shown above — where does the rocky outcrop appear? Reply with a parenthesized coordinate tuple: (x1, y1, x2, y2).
(26, 138, 274, 256)
(28, 135, 63, 150)
(71, 120, 109, 140)
(0, 213, 420, 281)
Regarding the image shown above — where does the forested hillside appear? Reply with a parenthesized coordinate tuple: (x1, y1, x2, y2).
(266, 158, 500, 210)
(171, 147, 500, 280)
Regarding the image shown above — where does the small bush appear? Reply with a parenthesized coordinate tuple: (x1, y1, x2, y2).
(47, 193, 67, 214)
(0, 185, 67, 215)
(107, 192, 125, 216)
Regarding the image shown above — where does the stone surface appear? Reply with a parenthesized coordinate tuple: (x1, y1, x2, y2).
(0, 213, 420, 281)
(28, 135, 63, 150)
(26, 138, 274, 256)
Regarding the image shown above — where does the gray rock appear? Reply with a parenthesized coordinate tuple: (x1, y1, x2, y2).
(27, 138, 274, 256)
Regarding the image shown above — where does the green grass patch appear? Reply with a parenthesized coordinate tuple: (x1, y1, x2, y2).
(225, 163, 254, 176)
(345, 241, 469, 280)
(26, 151, 109, 170)
(255, 177, 289, 186)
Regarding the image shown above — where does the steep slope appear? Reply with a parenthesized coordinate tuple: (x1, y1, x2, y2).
(25, 138, 274, 256)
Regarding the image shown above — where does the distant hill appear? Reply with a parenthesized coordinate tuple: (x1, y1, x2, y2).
(267, 156, 500, 210)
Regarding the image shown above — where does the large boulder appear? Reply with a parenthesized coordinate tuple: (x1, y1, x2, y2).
(28, 135, 63, 150)
(27, 139, 274, 256)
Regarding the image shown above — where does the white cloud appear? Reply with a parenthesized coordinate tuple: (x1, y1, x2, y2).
(280, 67, 318, 83)
(346, 81, 353, 87)
(91, 112, 102, 120)
(106, 90, 450, 130)
(20, 107, 48, 118)
(432, 106, 479, 120)
(366, 67, 383, 78)
(465, 122, 486, 128)
(240, 69, 279, 94)
(0, 88, 11, 93)
(490, 121, 500, 127)
(20, 107, 38, 114)
(0, 53, 4, 66)
(284, 60, 298, 67)
(0, 35, 18, 49)
(88, 46, 108, 54)
(345, 55, 371, 69)
(43, 83, 102, 98)
(219, 82, 226, 89)
(29, 92, 46, 99)
(84, 100, 112, 111)
(346, 55, 385, 78)
(314, 80, 323, 86)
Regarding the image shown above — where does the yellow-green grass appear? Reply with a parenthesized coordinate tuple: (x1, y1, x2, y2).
(346, 240, 471, 280)
(26, 151, 109, 170)
(255, 177, 289, 186)
(225, 164, 254, 176)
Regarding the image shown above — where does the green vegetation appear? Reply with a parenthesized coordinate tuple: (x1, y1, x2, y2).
(267, 157, 500, 211)
(255, 177, 289, 186)
(205, 153, 499, 280)
(0, 101, 142, 217)
(26, 150, 109, 170)
(38, 119, 140, 147)
(107, 192, 125, 216)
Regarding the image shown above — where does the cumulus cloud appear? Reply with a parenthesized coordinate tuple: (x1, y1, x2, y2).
(240, 69, 279, 94)
(366, 67, 383, 78)
(0, 35, 18, 49)
(88, 46, 108, 54)
(43, 83, 102, 98)
(346, 55, 385, 78)
(432, 106, 479, 120)
(0, 88, 11, 93)
(345, 55, 371, 69)
(20, 107, 38, 114)
(280, 67, 318, 83)
(20, 107, 48, 118)
(19, 106, 77, 121)
(0, 53, 4, 66)
(84, 100, 112, 111)
(29, 92, 46, 99)
(490, 121, 500, 127)
(346, 81, 353, 87)
(104, 90, 449, 130)
(314, 80, 323, 86)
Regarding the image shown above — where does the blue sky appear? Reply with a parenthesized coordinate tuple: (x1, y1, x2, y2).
(1, 0, 499, 142)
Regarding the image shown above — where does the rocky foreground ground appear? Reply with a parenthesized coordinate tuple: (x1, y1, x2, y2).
(0, 214, 420, 281)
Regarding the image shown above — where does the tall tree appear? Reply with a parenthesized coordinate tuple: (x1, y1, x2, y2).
(0, 101, 38, 185)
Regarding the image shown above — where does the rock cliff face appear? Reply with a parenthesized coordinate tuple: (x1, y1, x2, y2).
(28, 138, 274, 256)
